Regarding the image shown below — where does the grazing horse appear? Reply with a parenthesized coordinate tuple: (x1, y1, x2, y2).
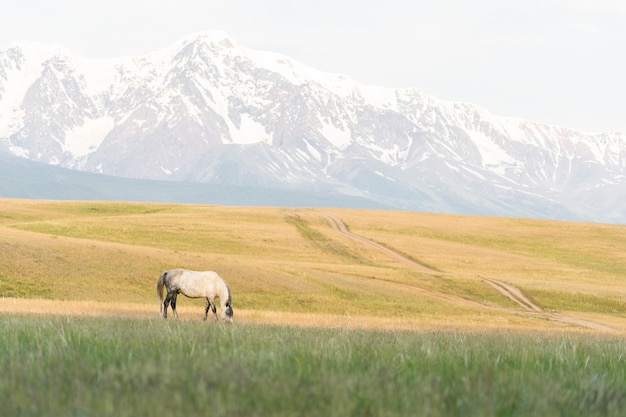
(157, 269, 233, 323)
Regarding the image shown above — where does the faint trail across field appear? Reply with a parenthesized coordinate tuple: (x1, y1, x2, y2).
(321, 213, 437, 274)
(482, 277, 611, 331)
(321, 213, 486, 308)
(482, 277, 542, 312)
(321, 213, 612, 332)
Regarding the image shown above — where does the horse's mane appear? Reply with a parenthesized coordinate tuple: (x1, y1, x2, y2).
(220, 277, 233, 316)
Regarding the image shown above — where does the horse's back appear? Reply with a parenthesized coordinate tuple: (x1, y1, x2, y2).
(177, 269, 224, 298)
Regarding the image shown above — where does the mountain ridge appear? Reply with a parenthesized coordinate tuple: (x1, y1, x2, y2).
(1, 31, 625, 223)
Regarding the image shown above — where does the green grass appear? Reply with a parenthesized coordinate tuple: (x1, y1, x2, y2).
(1, 314, 625, 417)
(530, 288, 626, 314)
(0, 275, 52, 298)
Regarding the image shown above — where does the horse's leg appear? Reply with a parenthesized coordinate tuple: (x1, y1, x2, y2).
(163, 292, 172, 319)
(204, 298, 211, 321)
(171, 293, 179, 319)
(210, 298, 218, 321)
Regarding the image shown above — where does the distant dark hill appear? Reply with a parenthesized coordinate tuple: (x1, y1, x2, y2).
(0, 152, 390, 209)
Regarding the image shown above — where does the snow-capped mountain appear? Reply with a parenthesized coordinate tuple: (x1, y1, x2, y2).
(1, 31, 625, 223)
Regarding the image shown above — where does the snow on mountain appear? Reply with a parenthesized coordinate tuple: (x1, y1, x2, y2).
(1, 31, 625, 223)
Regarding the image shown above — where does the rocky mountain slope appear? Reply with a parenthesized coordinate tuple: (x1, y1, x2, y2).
(1, 32, 625, 222)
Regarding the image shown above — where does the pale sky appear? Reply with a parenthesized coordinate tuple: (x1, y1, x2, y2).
(2, 0, 625, 133)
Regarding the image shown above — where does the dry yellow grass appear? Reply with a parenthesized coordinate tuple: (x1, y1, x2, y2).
(1, 198, 625, 333)
(0, 296, 572, 333)
(318, 209, 626, 300)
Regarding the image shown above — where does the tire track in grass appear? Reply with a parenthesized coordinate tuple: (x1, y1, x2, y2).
(322, 213, 612, 331)
(321, 213, 483, 308)
(321, 213, 437, 273)
(482, 277, 542, 312)
(482, 277, 612, 331)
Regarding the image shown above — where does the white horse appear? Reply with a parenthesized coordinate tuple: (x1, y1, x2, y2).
(157, 269, 233, 323)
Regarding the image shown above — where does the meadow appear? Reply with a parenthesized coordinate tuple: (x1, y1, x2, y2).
(2, 315, 625, 417)
(1, 198, 626, 415)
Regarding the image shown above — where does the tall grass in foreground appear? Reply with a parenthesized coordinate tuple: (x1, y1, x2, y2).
(1, 315, 625, 417)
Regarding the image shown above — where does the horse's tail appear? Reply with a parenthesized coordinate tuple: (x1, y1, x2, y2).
(157, 271, 167, 314)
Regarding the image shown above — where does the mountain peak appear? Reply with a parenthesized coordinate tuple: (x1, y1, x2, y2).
(1, 33, 625, 223)
(178, 30, 237, 50)
(1, 41, 75, 65)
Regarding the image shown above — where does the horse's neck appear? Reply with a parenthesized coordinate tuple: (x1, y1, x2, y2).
(219, 282, 231, 304)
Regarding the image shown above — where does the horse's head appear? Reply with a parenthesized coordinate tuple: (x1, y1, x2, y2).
(221, 299, 233, 324)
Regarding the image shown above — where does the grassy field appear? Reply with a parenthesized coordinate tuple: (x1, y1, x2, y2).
(2, 315, 625, 417)
(1, 198, 625, 330)
(1, 198, 626, 415)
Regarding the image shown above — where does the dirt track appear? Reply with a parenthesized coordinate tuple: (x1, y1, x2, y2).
(321, 213, 437, 273)
(322, 213, 612, 332)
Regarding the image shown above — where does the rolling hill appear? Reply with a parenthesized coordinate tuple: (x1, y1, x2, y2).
(1, 198, 624, 332)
